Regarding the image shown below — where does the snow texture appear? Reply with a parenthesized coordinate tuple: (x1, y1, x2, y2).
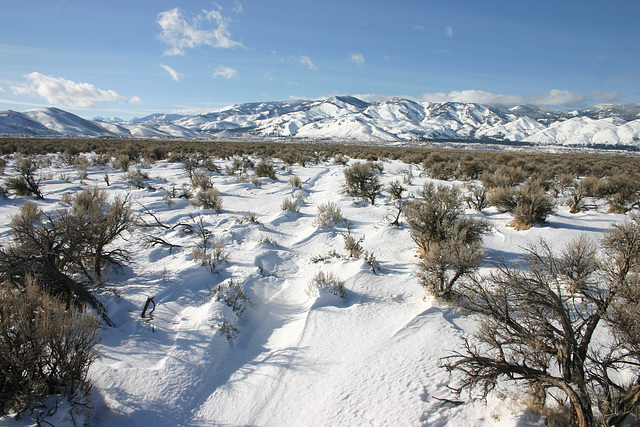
(0, 153, 632, 426)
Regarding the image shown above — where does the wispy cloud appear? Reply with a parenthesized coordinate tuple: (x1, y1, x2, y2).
(0, 85, 4, 92)
(213, 66, 238, 79)
(299, 56, 317, 69)
(157, 7, 246, 56)
(590, 90, 622, 102)
(11, 72, 140, 108)
(350, 53, 365, 65)
(232, 1, 244, 13)
(420, 89, 586, 107)
(160, 64, 183, 82)
(445, 26, 453, 37)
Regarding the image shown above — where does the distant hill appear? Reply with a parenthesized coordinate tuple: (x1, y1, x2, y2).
(2, 97, 639, 148)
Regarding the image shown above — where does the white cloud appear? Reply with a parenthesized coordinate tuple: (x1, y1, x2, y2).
(350, 53, 365, 65)
(420, 89, 587, 107)
(213, 66, 238, 79)
(232, 1, 244, 13)
(445, 26, 453, 37)
(0, 85, 4, 92)
(157, 7, 246, 56)
(160, 64, 183, 82)
(299, 56, 317, 69)
(531, 89, 585, 107)
(11, 72, 140, 108)
(590, 90, 622, 102)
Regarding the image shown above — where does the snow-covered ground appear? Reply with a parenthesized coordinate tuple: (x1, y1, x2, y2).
(0, 154, 631, 426)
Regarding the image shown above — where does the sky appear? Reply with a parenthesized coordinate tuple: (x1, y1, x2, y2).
(0, 0, 639, 120)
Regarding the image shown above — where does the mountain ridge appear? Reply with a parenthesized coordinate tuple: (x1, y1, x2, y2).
(1, 97, 640, 148)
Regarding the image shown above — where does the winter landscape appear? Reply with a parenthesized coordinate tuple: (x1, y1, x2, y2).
(2, 1, 640, 425)
(0, 139, 638, 426)
(2, 97, 640, 149)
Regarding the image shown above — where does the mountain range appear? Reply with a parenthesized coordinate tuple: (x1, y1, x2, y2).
(2, 96, 640, 148)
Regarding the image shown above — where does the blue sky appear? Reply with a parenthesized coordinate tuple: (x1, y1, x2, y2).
(1, 0, 638, 120)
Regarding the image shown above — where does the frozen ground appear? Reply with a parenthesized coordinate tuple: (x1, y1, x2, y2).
(0, 154, 630, 426)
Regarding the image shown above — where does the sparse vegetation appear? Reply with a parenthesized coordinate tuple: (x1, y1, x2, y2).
(0, 277, 101, 415)
(313, 202, 344, 229)
(307, 270, 346, 299)
(343, 161, 383, 205)
(445, 216, 640, 426)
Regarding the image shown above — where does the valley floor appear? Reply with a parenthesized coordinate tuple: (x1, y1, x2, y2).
(0, 155, 629, 426)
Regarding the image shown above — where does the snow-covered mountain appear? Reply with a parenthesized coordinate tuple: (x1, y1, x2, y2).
(2, 97, 640, 148)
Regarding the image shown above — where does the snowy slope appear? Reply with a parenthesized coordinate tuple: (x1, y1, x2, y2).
(0, 110, 61, 135)
(0, 154, 632, 426)
(23, 107, 115, 137)
(4, 99, 640, 147)
(524, 116, 640, 147)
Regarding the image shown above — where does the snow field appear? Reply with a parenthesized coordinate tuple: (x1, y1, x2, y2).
(0, 154, 630, 426)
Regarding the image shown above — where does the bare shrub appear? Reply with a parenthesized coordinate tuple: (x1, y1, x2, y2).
(343, 161, 383, 205)
(125, 168, 149, 188)
(211, 279, 251, 317)
(113, 154, 132, 171)
(405, 182, 489, 298)
(444, 218, 640, 427)
(313, 202, 344, 229)
(416, 239, 483, 299)
(75, 156, 89, 182)
(288, 175, 302, 188)
(191, 169, 213, 190)
(405, 182, 488, 255)
(306, 270, 346, 298)
(0, 189, 134, 326)
(6, 157, 43, 199)
(281, 197, 300, 213)
(255, 160, 277, 180)
(387, 180, 406, 201)
(489, 181, 555, 230)
(191, 188, 223, 212)
(0, 277, 100, 415)
(241, 211, 259, 224)
(601, 173, 640, 213)
(342, 231, 364, 258)
(333, 154, 350, 165)
(251, 176, 262, 188)
(464, 184, 488, 211)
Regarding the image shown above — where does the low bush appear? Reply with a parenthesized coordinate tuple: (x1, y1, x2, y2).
(0, 277, 101, 415)
(191, 188, 223, 212)
(313, 202, 344, 229)
(306, 270, 346, 298)
(255, 161, 277, 180)
(281, 197, 300, 213)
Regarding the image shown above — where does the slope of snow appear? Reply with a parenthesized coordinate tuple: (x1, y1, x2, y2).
(0, 110, 60, 135)
(4, 99, 640, 147)
(0, 154, 632, 426)
(524, 117, 640, 147)
(23, 107, 114, 137)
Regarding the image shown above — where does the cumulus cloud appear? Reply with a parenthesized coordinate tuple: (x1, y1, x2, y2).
(591, 90, 622, 102)
(420, 89, 587, 107)
(213, 66, 238, 79)
(11, 72, 140, 108)
(299, 56, 317, 69)
(157, 7, 246, 56)
(350, 53, 365, 65)
(160, 64, 183, 82)
(531, 89, 585, 107)
(445, 26, 453, 37)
